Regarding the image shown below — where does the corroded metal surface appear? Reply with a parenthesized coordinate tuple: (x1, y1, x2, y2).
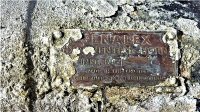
(62, 30, 177, 86)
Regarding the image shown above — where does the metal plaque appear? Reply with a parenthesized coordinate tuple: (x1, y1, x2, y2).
(62, 30, 177, 86)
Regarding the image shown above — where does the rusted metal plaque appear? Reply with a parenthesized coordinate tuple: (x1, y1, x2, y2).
(62, 30, 177, 86)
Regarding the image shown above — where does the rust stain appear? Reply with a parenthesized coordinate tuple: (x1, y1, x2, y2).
(127, 56, 148, 64)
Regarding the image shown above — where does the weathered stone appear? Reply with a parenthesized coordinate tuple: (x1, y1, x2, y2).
(87, 0, 118, 17)
(52, 30, 63, 39)
(176, 18, 200, 38)
(1, 0, 200, 111)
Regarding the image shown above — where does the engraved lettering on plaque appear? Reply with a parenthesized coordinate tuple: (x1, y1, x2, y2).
(62, 30, 177, 86)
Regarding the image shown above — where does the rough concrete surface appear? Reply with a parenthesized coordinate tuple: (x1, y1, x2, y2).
(0, 0, 200, 112)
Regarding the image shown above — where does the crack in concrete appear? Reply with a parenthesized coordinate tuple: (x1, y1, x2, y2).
(23, 0, 37, 112)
